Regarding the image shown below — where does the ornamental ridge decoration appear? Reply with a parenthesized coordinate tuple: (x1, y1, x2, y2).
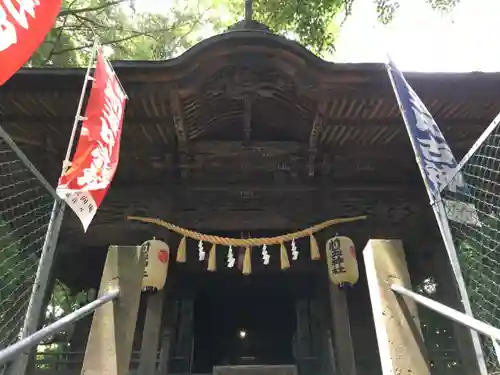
(202, 65, 295, 100)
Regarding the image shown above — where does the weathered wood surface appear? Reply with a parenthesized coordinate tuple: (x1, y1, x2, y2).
(137, 291, 166, 375)
(1, 31, 482, 295)
(2, 37, 499, 186)
(329, 285, 357, 375)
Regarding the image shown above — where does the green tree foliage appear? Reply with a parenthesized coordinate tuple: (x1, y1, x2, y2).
(223, 0, 462, 55)
(30, 0, 219, 67)
(416, 277, 461, 373)
(456, 214, 500, 371)
(35, 282, 88, 369)
(0, 219, 38, 347)
(30, 0, 462, 67)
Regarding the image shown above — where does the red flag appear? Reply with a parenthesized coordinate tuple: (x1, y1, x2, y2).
(0, 0, 63, 85)
(56, 49, 127, 231)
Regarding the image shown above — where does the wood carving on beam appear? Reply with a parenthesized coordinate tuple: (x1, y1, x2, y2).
(3, 114, 491, 130)
(308, 101, 329, 177)
(202, 65, 295, 100)
(243, 97, 253, 143)
(170, 91, 190, 177)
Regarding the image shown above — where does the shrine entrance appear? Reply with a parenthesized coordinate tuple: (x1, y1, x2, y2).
(192, 273, 299, 373)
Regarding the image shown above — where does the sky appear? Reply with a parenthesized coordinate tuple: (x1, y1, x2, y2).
(333, 0, 500, 72)
(136, 0, 500, 72)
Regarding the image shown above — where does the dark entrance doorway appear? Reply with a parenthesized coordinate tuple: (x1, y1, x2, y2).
(192, 274, 297, 373)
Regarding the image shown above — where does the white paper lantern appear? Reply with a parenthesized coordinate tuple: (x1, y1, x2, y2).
(326, 236, 359, 286)
(141, 239, 170, 292)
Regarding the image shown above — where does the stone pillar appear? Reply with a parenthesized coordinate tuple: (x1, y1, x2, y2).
(363, 239, 430, 375)
(81, 245, 145, 375)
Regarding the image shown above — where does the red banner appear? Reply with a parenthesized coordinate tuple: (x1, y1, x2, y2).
(0, 0, 63, 85)
(57, 49, 126, 231)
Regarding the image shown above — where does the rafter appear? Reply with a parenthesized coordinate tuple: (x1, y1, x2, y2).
(308, 101, 328, 176)
(1, 114, 492, 129)
(243, 97, 252, 144)
(170, 91, 190, 177)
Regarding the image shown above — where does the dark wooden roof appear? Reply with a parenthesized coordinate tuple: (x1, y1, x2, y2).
(2, 28, 500, 289)
(3, 31, 500, 184)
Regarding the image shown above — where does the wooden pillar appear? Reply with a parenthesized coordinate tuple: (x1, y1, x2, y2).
(138, 290, 166, 375)
(81, 245, 145, 375)
(174, 299, 194, 373)
(363, 239, 430, 375)
(156, 328, 173, 375)
(328, 283, 357, 375)
(309, 299, 326, 375)
(295, 299, 311, 374)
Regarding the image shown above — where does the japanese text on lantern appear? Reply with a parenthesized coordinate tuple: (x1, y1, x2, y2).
(329, 238, 346, 274)
(0, 0, 39, 51)
(141, 241, 151, 278)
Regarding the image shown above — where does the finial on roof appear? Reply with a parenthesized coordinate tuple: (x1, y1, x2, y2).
(227, 0, 270, 32)
(245, 0, 253, 21)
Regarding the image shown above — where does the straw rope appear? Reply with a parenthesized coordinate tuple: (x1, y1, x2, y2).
(127, 215, 367, 246)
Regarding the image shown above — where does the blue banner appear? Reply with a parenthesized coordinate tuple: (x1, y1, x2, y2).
(386, 58, 465, 199)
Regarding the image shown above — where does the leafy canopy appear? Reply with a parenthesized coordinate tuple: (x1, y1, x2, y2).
(30, 0, 219, 67)
(222, 0, 462, 55)
(30, 0, 462, 67)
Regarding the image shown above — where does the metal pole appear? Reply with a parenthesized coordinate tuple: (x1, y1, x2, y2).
(63, 40, 98, 166)
(432, 200, 493, 366)
(385, 62, 488, 375)
(9, 200, 65, 375)
(391, 284, 500, 342)
(0, 289, 120, 367)
(10, 41, 100, 375)
(244, 0, 253, 21)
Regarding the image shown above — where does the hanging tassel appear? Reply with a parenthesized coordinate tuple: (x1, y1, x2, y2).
(176, 236, 187, 263)
(280, 243, 290, 270)
(310, 234, 320, 260)
(207, 244, 217, 271)
(242, 246, 252, 275)
(227, 246, 235, 268)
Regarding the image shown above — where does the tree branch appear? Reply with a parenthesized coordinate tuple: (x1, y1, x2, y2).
(50, 28, 176, 56)
(58, 0, 129, 17)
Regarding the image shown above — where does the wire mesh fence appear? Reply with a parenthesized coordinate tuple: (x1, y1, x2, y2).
(0, 130, 55, 354)
(441, 116, 500, 374)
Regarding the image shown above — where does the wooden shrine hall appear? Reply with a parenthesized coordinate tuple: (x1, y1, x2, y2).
(2, 12, 500, 375)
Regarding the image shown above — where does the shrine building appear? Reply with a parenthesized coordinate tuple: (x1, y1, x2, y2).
(2, 13, 500, 375)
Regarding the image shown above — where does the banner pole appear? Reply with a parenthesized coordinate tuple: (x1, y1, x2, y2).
(63, 39, 99, 170)
(386, 60, 488, 375)
(9, 41, 99, 375)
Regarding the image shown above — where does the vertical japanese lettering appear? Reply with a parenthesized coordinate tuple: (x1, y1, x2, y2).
(330, 238, 346, 274)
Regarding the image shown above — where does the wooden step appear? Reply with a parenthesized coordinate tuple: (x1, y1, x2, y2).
(214, 364, 298, 375)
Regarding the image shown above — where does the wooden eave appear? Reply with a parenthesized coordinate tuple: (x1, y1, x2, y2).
(1, 28, 500, 268)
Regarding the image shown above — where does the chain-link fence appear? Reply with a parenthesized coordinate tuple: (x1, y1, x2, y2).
(0, 127, 55, 354)
(441, 115, 500, 374)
